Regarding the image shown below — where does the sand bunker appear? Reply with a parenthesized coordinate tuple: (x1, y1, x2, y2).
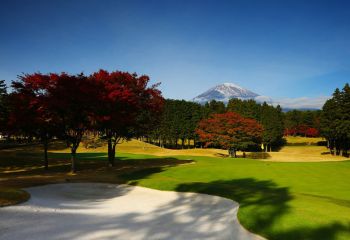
(0, 183, 264, 240)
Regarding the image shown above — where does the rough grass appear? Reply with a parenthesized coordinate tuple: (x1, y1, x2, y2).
(98, 139, 349, 162)
(266, 145, 348, 162)
(51, 138, 348, 162)
(285, 136, 325, 145)
(52, 139, 230, 157)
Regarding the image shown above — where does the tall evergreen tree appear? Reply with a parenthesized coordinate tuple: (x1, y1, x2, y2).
(321, 84, 350, 156)
(150, 99, 205, 148)
(204, 100, 226, 116)
(261, 103, 284, 151)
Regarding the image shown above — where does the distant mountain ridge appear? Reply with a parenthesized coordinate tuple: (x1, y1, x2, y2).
(192, 83, 327, 110)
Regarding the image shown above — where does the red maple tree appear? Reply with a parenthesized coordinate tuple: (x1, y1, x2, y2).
(9, 73, 59, 170)
(305, 127, 319, 137)
(90, 70, 164, 166)
(47, 73, 98, 172)
(8, 70, 163, 172)
(196, 112, 263, 157)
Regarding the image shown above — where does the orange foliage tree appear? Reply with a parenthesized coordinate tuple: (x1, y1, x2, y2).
(196, 112, 263, 157)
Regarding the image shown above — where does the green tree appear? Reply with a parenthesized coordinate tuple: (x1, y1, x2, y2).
(204, 100, 226, 116)
(321, 84, 350, 156)
(151, 99, 205, 148)
(261, 103, 284, 151)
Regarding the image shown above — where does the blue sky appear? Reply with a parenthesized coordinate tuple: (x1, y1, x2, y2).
(0, 0, 349, 103)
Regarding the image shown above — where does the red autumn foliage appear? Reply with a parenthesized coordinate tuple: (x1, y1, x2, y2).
(89, 70, 164, 166)
(8, 70, 164, 171)
(196, 112, 263, 156)
(9, 73, 60, 169)
(284, 126, 320, 137)
(305, 127, 319, 137)
(284, 128, 297, 136)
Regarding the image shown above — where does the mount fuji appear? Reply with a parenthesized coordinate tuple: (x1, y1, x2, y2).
(192, 83, 327, 110)
(193, 83, 261, 104)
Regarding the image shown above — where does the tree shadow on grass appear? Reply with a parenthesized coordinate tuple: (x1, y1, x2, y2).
(175, 178, 291, 239)
(175, 179, 350, 240)
(0, 152, 193, 190)
(274, 222, 350, 240)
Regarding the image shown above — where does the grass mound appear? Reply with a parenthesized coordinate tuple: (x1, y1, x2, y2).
(0, 188, 30, 207)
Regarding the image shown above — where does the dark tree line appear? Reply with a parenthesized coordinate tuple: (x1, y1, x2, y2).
(320, 83, 350, 157)
(146, 99, 204, 148)
(0, 80, 8, 137)
(146, 98, 285, 151)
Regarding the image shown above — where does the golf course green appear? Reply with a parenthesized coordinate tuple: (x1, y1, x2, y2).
(117, 153, 350, 240)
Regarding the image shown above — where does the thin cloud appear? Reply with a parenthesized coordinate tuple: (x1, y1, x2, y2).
(266, 96, 330, 109)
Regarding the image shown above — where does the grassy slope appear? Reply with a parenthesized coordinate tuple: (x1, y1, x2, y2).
(266, 145, 347, 162)
(285, 136, 325, 145)
(53, 138, 349, 162)
(52, 139, 229, 157)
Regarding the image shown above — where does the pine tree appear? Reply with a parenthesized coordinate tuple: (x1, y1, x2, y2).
(321, 84, 350, 156)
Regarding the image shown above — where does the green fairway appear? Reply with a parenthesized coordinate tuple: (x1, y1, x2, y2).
(117, 153, 350, 240)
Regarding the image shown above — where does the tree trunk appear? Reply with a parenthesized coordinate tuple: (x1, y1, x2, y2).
(228, 148, 236, 158)
(108, 138, 111, 163)
(107, 138, 115, 167)
(181, 138, 184, 149)
(43, 140, 49, 170)
(107, 136, 119, 167)
(110, 144, 116, 167)
(336, 148, 340, 156)
(71, 148, 77, 173)
(243, 151, 246, 158)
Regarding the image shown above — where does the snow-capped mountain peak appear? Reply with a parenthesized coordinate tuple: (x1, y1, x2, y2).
(193, 83, 259, 104)
(192, 82, 328, 110)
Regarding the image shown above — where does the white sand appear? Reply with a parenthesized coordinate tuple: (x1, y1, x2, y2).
(0, 183, 264, 240)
